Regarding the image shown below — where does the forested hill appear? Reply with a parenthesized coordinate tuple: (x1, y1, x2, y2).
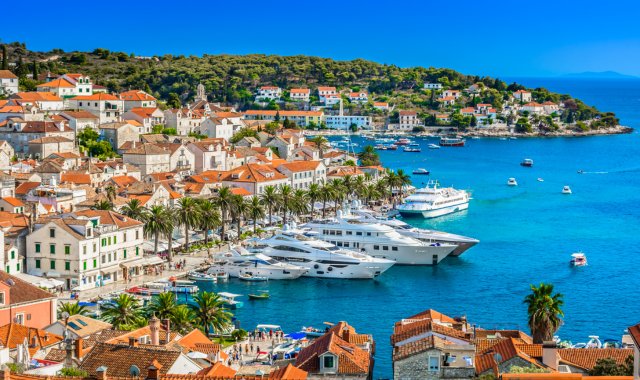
(2, 41, 615, 125)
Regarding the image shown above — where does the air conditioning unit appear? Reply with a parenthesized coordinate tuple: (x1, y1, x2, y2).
(558, 365, 571, 373)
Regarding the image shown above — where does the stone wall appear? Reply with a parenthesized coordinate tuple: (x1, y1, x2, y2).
(394, 349, 475, 380)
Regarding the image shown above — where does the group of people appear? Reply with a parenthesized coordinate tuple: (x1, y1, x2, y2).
(249, 329, 284, 342)
(170, 259, 188, 271)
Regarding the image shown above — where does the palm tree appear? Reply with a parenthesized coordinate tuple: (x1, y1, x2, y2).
(229, 195, 249, 239)
(164, 205, 177, 262)
(246, 196, 265, 233)
(290, 189, 309, 219)
(309, 136, 329, 157)
(278, 185, 293, 225)
(215, 187, 235, 240)
(121, 199, 148, 221)
(360, 183, 380, 205)
(101, 294, 144, 330)
(94, 200, 113, 211)
(188, 291, 232, 336)
(105, 185, 116, 204)
(176, 197, 201, 250)
(260, 185, 279, 226)
(144, 205, 171, 256)
(353, 176, 367, 199)
(329, 179, 346, 214)
(58, 301, 88, 318)
(170, 305, 195, 335)
(385, 171, 402, 207)
(306, 183, 322, 216)
(523, 283, 564, 343)
(341, 175, 355, 200)
(319, 183, 335, 218)
(198, 199, 221, 245)
(396, 169, 412, 198)
(147, 292, 177, 320)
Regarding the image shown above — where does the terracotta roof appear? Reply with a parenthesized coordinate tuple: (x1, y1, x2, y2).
(393, 335, 456, 361)
(1, 197, 24, 207)
(391, 318, 468, 345)
(129, 107, 161, 118)
(13, 92, 62, 102)
(120, 90, 157, 101)
(79, 342, 184, 378)
(110, 175, 139, 188)
(290, 88, 310, 94)
(244, 110, 323, 117)
(60, 110, 99, 119)
(230, 187, 251, 197)
(60, 172, 92, 185)
(124, 143, 170, 155)
(54, 314, 112, 338)
(15, 182, 40, 196)
(558, 348, 633, 371)
(277, 161, 321, 172)
(73, 209, 143, 229)
(71, 93, 120, 101)
(317, 86, 336, 91)
(49, 152, 82, 159)
(268, 364, 308, 380)
(0, 70, 17, 79)
(0, 271, 55, 305)
(475, 338, 543, 374)
(399, 110, 417, 116)
(225, 163, 288, 183)
(0, 324, 63, 355)
(295, 332, 370, 375)
(327, 166, 364, 177)
(37, 77, 74, 88)
(196, 362, 236, 377)
(29, 136, 74, 144)
(21, 121, 72, 133)
(628, 322, 640, 348)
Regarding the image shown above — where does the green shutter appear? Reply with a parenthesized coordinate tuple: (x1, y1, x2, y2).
(123, 249, 127, 258)
(35, 243, 40, 253)
(93, 259, 97, 268)
(50, 260, 55, 270)
(50, 244, 55, 254)
(35, 259, 41, 269)
(65, 262, 70, 271)
(83, 261, 87, 271)
(65, 246, 70, 255)
(136, 247, 139, 256)
(16, 263, 20, 272)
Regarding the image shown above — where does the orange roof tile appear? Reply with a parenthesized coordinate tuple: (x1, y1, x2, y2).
(72, 93, 120, 101)
(13, 92, 62, 102)
(558, 348, 633, 371)
(0, 324, 63, 356)
(0, 70, 17, 79)
(60, 173, 92, 185)
(120, 90, 156, 101)
(244, 110, 323, 117)
(1, 197, 25, 207)
(15, 182, 41, 196)
(73, 209, 144, 228)
(277, 161, 321, 172)
(296, 332, 370, 375)
(37, 77, 74, 88)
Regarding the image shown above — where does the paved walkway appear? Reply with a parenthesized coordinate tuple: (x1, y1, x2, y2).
(62, 245, 231, 302)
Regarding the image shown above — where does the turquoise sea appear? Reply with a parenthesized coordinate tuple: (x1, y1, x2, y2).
(194, 78, 640, 379)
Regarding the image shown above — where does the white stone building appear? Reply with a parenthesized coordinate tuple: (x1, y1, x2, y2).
(0, 70, 19, 96)
(67, 94, 124, 124)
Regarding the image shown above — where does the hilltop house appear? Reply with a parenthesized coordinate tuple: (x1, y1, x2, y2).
(67, 94, 124, 124)
(37, 73, 92, 98)
(256, 86, 282, 102)
(120, 90, 157, 111)
(290, 88, 310, 102)
(0, 70, 19, 96)
(513, 90, 532, 102)
(349, 91, 369, 103)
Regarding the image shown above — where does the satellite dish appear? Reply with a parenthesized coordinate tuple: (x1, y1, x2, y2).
(129, 365, 140, 376)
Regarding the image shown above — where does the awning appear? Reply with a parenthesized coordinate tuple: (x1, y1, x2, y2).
(119, 258, 146, 269)
(46, 271, 61, 278)
(140, 256, 165, 266)
(47, 278, 64, 287)
(26, 269, 44, 277)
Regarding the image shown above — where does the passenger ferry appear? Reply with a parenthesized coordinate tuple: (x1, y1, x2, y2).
(439, 137, 465, 147)
(396, 180, 470, 218)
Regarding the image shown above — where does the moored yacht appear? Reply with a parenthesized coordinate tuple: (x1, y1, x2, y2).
(257, 228, 395, 278)
(396, 180, 470, 219)
(302, 213, 456, 265)
(210, 246, 308, 280)
(348, 203, 479, 256)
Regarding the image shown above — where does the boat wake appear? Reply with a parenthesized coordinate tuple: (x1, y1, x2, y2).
(579, 171, 609, 174)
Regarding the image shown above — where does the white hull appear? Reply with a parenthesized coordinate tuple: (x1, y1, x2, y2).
(398, 202, 469, 219)
(362, 243, 455, 265)
(210, 264, 307, 280)
(294, 261, 393, 279)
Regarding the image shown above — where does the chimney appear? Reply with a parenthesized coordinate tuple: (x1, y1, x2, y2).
(147, 360, 162, 380)
(128, 336, 139, 348)
(96, 366, 107, 380)
(74, 338, 84, 359)
(342, 326, 350, 342)
(542, 341, 559, 371)
(161, 319, 171, 344)
(149, 316, 160, 346)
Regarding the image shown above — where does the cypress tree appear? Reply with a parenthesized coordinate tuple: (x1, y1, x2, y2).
(32, 61, 38, 79)
(1, 45, 7, 70)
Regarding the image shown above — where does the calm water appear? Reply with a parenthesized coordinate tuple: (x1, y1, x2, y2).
(194, 78, 640, 379)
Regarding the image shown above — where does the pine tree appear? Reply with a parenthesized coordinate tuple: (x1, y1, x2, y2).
(1, 45, 7, 70)
(32, 61, 38, 79)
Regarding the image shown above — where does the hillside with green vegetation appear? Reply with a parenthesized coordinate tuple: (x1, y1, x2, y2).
(1, 41, 621, 131)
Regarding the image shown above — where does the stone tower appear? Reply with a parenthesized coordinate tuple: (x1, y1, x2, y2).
(196, 83, 206, 101)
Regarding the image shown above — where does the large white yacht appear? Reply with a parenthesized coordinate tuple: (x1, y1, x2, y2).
(302, 213, 456, 265)
(257, 228, 395, 279)
(209, 246, 308, 280)
(397, 180, 470, 218)
(349, 204, 479, 256)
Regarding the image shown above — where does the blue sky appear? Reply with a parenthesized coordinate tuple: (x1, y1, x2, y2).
(3, 0, 640, 77)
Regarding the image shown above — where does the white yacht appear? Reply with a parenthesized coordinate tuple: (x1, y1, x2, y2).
(507, 178, 518, 186)
(396, 180, 470, 219)
(257, 228, 395, 279)
(209, 246, 308, 280)
(302, 214, 456, 265)
(562, 185, 572, 194)
(349, 203, 479, 256)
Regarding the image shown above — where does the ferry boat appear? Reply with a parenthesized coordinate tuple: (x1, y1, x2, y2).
(396, 138, 411, 145)
(209, 246, 308, 280)
(412, 168, 430, 175)
(396, 180, 470, 219)
(302, 213, 456, 265)
(439, 137, 465, 147)
(562, 186, 572, 194)
(520, 158, 534, 167)
(570, 252, 587, 267)
(257, 228, 396, 278)
(507, 178, 518, 186)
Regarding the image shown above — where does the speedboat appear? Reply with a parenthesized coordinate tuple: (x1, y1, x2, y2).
(210, 246, 308, 280)
(562, 186, 572, 194)
(520, 158, 533, 167)
(397, 180, 470, 219)
(428, 144, 440, 149)
(507, 178, 518, 186)
(374, 144, 387, 150)
(302, 212, 456, 265)
(387, 144, 398, 150)
(570, 252, 587, 267)
(187, 271, 217, 282)
(156, 279, 199, 294)
(349, 202, 479, 256)
(239, 273, 268, 282)
(403, 146, 421, 152)
(412, 168, 430, 175)
(586, 335, 602, 348)
(396, 138, 411, 145)
(248, 291, 270, 300)
(257, 227, 396, 277)
(537, 178, 544, 182)
(218, 292, 243, 309)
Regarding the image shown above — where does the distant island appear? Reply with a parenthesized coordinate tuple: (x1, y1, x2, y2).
(562, 71, 639, 79)
(0, 41, 631, 137)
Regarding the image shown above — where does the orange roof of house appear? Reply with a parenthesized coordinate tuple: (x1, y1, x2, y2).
(1, 197, 25, 207)
(260, 86, 280, 90)
(73, 209, 144, 228)
(37, 77, 74, 88)
(558, 348, 633, 371)
(110, 175, 139, 188)
(399, 110, 417, 116)
(317, 86, 336, 91)
(244, 110, 322, 117)
(60, 110, 99, 119)
(230, 187, 252, 197)
(373, 102, 388, 106)
(225, 163, 288, 183)
(0, 324, 63, 356)
(437, 96, 456, 101)
(120, 90, 156, 101)
(0, 70, 17, 79)
(524, 102, 544, 107)
(60, 173, 92, 185)
(196, 362, 236, 377)
(129, 107, 160, 118)
(15, 181, 41, 195)
(349, 92, 368, 97)
(13, 92, 62, 102)
(72, 93, 120, 101)
(277, 161, 322, 172)
(296, 332, 370, 375)
(290, 88, 310, 94)
(268, 364, 308, 380)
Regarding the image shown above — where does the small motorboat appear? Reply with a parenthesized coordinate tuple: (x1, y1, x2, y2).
(239, 273, 269, 282)
(396, 138, 411, 146)
(602, 339, 621, 348)
(387, 144, 398, 150)
(215, 271, 229, 282)
(187, 271, 217, 282)
(403, 146, 421, 152)
(126, 286, 151, 295)
(412, 168, 430, 175)
(577, 170, 584, 174)
(570, 252, 587, 267)
(520, 158, 533, 167)
(562, 186, 572, 194)
(537, 178, 544, 182)
(586, 335, 602, 348)
(301, 326, 325, 338)
(428, 144, 440, 149)
(218, 292, 244, 309)
(507, 178, 518, 186)
(374, 144, 387, 150)
(248, 291, 270, 300)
